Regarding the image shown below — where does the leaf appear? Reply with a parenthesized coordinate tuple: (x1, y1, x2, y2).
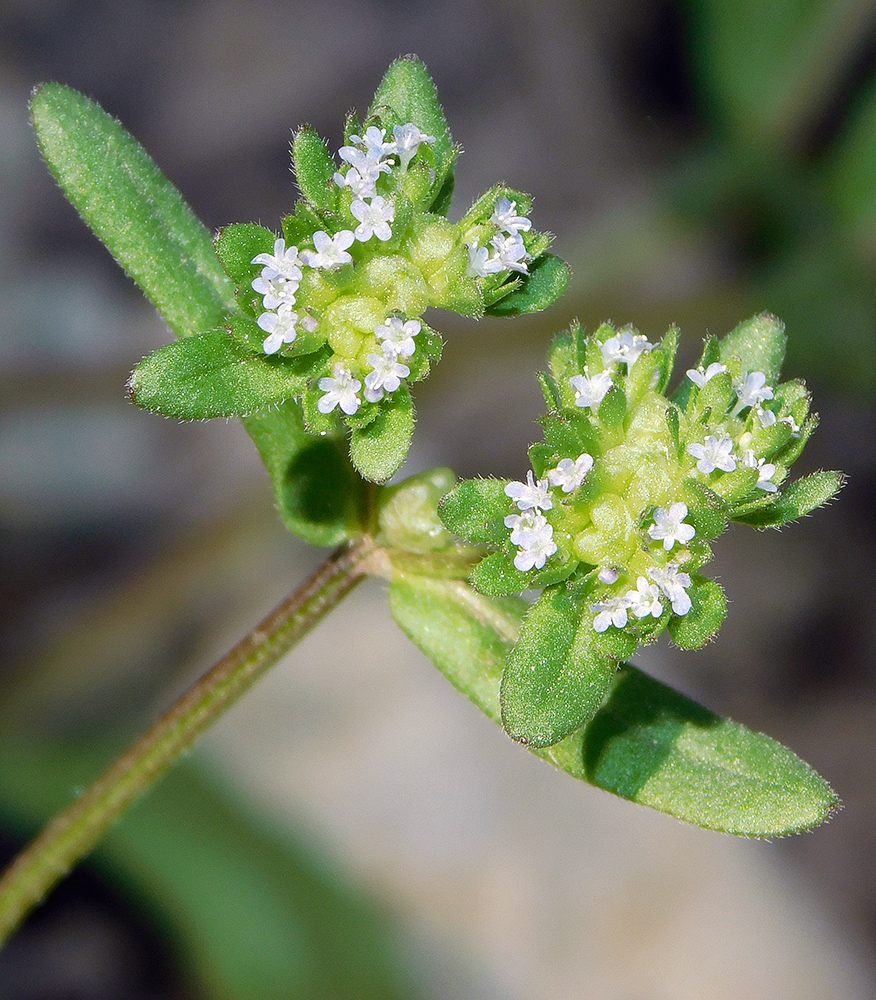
(349, 384, 415, 483)
(215, 223, 278, 289)
(243, 401, 364, 546)
(129, 330, 311, 419)
(718, 312, 787, 383)
(731, 470, 845, 527)
(568, 667, 839, 837)
(484, 254, 571, 317)
(438, 478, 511, 545)
(500, 585, 618, 747)
(292, 126, 338, 212)
(367, 56, 456, 197)
(30, 83, 236, 339)
(389, 575, 838, 835)
(667, 576, 728, 650)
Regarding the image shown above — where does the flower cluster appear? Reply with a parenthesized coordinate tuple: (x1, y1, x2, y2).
(440, 315, 839, 656)
(465, 196, 533, 278)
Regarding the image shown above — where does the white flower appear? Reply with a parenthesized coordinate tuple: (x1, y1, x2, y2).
(393, 123, 436, 169)
(317, 363, 361, 415)
(465, 241, 503, 278)
(626, 577, 664, 620)
(252, 273, 299, 311)
(601, 331, 655, 369)
(338, 144, 394, 182)
(376, 317, 420, 359)
(648, 562, 693, 616)
(547, 453, 594, 493)
(251, 239, 302, 281)
(756, 406, 777, 427)
(742, 449, 778, 492)
(648, 502, 696, 551)
(490, 233, 530, 274)
(333, 167, 378, 200)
(363, 350, 410, 403)
(598, 566, 620, 585)
(505, 471, 553, 511)
(491, 196, 532, 235)
(300, 230, 355, 269)
(350, 196, 394, 242)
(780, 414, 802, 437)
(257, 305, 298, 355)
(592, 595, 632, 632)
(686, 362, 727, 388)
(687, 433, 737, 474)
(348, 125, 397, 160)
(300, 315, 319, 334)
(732, 371, 774, 413)
(569, 368, 614, 410)
(504, 511, 557, 571)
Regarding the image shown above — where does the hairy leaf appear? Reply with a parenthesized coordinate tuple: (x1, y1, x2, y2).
(30, 83, 236, 338)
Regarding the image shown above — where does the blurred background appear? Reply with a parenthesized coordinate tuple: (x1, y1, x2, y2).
(2, 0, 876, 996)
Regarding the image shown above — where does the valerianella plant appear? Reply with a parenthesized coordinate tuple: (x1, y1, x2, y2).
(0, 55, 845, 947)
(126, 58, 567, 486)
(439, 315, 843, 747)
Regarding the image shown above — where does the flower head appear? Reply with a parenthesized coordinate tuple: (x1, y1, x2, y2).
(592, 595, 631, 633)
(252, 272, 299, 311)
(317, 363, 361, 415)
(648, 503, 696, 551)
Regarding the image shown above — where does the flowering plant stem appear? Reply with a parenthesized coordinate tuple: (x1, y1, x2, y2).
(0, 535, 377, 945)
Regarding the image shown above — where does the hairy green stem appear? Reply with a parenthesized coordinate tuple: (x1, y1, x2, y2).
(0, 536, 376, 946)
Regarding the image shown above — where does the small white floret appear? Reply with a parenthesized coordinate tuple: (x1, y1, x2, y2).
(376, 317, 420, 359)
(350, 196, 394, 242)
(547, 453, 594, 493)
(300, 230, 355, 269)
(687, 433, 737, 474)
(465, 241, 504, 278)
(489, 233, 530, 274)
(647, 562, 693, 616)
(601, 331, 655, 369)
(648, 502, 696, 551)
(257, 305, 299, 355)
(626, 577, 664, 620)
(686, 362, 727, 388)
(393, 123, 436, 169)
(569, 369, 613, 410)
(363, 352, 410, 403)
(505, 471, 553, 511)
(317, 363, 362, 415)
(491, 196, 532, 235)
(251, 239, 302, 281)
(592, 596, 631, 632)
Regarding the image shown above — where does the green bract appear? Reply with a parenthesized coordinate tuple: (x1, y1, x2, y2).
(124, 56, 569, 484)
(440, 314, 844, 747)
